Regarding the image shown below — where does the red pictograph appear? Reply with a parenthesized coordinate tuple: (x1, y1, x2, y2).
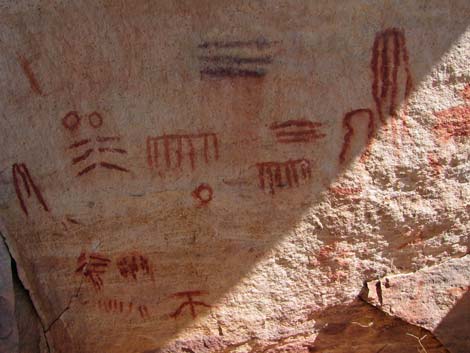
(12, 163, 49, 216)
(75, 252, 111, 291)
(96, 299, 149, 318)
(146, 133, 219, 172)
(256, 159, 312, 194)
(191, 183, 213, 206)
(62, 111, 81, 131)
(98, 299, 126, 313)
(339, 27, 414, 165)
(63, 111, 130, 177)
(371, 28, 413, 125)
(339, 109, 375, 164)
(170, 291, 211, 319)
(116, 254, 153, 281)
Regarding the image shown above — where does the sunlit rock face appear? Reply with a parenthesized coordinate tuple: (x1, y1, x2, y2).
(0, 1, 468, 352)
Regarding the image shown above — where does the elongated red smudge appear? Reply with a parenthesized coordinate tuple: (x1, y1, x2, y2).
(72, 149, 94, 165)
(77, 163, 97, 176)
(18, 55, 43, 96)
(99, 162, 130, 173)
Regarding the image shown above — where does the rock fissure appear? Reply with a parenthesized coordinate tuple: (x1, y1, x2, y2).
(0, 230, 51, 353)
(44, 278, 84, 333)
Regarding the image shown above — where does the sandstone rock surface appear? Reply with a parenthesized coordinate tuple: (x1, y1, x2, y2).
(364, 256, 470, 353)
(0, 1, 469, 352)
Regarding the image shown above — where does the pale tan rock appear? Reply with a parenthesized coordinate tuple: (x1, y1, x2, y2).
(364, 256, 470, 353)
(0, 1, 468, 352)
(143, 300, 450, 353)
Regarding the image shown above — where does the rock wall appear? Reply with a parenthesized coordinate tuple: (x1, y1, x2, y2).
(0, 1, 468, 352)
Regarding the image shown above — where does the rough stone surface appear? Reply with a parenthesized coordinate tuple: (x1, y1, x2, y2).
(0, 1, 469, 352)
(364, 256, 470, 353)
(142, 299, 450, 353)
(0, 227, 18, 353)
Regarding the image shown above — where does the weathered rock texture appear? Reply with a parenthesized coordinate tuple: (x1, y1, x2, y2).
(0, 1, 469, 352)
(364, 256, 470, 353)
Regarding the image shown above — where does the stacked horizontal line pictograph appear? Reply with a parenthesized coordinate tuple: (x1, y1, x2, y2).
(198, 37, 276, 78)
(270, 120, 326, 143)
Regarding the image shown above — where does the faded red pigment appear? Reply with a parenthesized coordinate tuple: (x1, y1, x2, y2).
(88, 112, 104, 128)
(138, 305, 150, 319)
(18, 55, 43, 96)
(427, 153, 443, 175)
(433, 85, 470, 141)
(96, 299, 149, 318)
(329, 186, 363, 196)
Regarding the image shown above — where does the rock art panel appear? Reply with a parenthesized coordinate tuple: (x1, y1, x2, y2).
(0, 1, 468, 352)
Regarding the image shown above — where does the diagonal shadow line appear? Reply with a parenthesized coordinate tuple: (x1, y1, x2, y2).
(0, 2, 468, 352)
(434, 290, 470, 353)
(137, 25, 468, 353)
